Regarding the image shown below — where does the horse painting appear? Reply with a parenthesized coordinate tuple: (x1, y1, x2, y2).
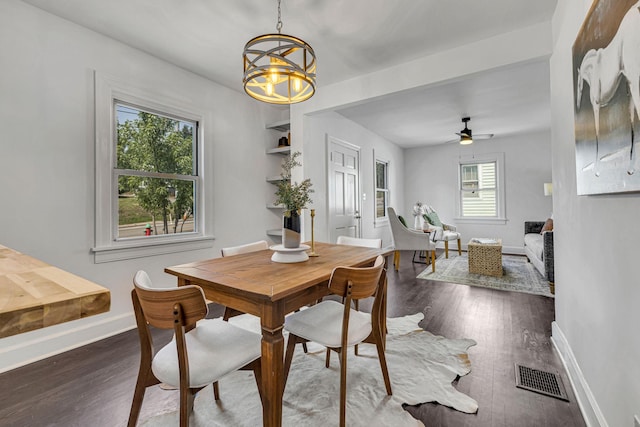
(575, 0, 640, 177)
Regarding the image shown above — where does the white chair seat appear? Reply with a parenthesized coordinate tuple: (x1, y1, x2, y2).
(284, 300, 372, 348)
(153, 318, 261, 388)
(441, 230, 461, 241)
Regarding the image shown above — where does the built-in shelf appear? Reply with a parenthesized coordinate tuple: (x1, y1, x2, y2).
(266, 228, 282, 237)
(266, 119, 291, 236)
(266, 146, 291, 155)
(265, 119, 290, 132)
(266, 176, 286, 184)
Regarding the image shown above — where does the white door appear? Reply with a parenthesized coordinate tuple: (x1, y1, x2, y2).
(327, 137, 361, 243)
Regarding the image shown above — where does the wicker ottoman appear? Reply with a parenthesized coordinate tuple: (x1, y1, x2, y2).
(468, 238, 503, 277)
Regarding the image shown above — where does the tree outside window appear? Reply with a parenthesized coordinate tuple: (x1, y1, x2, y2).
(116, 103, 197, 239)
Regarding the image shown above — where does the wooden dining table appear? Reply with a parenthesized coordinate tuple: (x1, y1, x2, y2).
(164, 241, 392, 427)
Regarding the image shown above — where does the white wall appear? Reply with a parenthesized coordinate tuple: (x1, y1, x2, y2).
(290, 17, 554, 254)
(550, 1, 640, 426)
(301, 111, 404, 247)
(0, 1, 282, 371)
(403, 130, 553, 253)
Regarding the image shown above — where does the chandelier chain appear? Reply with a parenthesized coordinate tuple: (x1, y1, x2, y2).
(276, 0, 283, 33)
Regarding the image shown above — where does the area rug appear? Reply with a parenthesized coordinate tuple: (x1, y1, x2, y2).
(139, 313, 477, 427)
(417, 253, 553, 297)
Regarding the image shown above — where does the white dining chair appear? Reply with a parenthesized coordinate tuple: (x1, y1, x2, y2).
(336, 235, 382, 249)
(128, 270, 262, 427)
(336, 234, 383, 355)
(283, 256, 391, 427)
(221, 240, 269, 257)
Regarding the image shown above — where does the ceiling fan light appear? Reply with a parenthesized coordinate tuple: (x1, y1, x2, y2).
(460, 134, 473, 145)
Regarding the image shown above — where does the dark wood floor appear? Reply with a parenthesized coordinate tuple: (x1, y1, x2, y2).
(0, 251, 586, 427)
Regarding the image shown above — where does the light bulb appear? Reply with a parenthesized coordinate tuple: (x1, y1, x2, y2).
(270, 69, 279, 84)
(269, 57, 280, 83)
(266, 82, 274, 96)
(292, 77, 302, 92)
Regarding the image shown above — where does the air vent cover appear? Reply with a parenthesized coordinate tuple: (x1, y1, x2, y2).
(515, 364, 569, 401)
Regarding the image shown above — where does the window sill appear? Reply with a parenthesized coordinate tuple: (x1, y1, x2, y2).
(454, 217, 508, 225)
(92, 235, 215, 263)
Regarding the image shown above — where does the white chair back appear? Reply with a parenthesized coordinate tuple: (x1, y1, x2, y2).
(133, 270, 154, 289)
(336, 235, 382, 248)
(221, 240, 269, 257)
(387, 207, 436, 251)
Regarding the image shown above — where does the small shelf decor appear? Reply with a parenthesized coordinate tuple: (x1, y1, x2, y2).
(274, 151, 313, 248)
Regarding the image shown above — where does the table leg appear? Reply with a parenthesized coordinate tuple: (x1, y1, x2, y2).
(260, 311, 285, 427)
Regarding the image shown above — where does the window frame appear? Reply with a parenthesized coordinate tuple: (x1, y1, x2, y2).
(92, 72, 213, 263)
(374, 155, 390, 227)
(454, 152, 506, 225)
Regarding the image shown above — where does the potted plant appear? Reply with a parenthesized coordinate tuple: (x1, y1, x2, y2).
(274, 151, 313, 248)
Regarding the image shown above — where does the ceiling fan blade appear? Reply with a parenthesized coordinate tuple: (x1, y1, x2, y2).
(444, 138, 460, 144)
(474, 133, 494, 140)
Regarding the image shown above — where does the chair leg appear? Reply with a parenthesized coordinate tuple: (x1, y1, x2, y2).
(127, 380, 147, 427)
(250, 360, 264, 405)
(325, 348, 331, 368)
(374, 336, 393, 395)
(213, 381, 220, 401)
(290, 308, 309, 354)
(339, 348, 348, 427)
(457, 238, 462, 255)
(222, 307, 243, 321)
(445, 240, 449, 258)
(431, 250, 436, 273)
(394, 250, 400, 271)
(179, 388, 195, 427)
(283, 334, 299, 389)
(354, 300, 359, 356)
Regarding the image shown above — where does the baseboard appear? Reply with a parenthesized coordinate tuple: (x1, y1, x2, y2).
(0, 313, 135, 374)
(551, 321, 608, 427)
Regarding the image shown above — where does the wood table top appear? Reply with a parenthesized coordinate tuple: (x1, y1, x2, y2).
(0, 244, 111, 338)
(165, 242, 391, 302)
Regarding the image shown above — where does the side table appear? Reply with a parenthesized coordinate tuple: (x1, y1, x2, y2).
(468, 238, 503, 277)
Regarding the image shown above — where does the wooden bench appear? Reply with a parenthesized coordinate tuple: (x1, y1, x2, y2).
(0, 244, 110, 338)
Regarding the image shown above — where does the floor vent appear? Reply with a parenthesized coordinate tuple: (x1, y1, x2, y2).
(515, 364, 569, 401)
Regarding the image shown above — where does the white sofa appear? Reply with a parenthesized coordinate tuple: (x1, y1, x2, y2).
(524, 221, 555, 293)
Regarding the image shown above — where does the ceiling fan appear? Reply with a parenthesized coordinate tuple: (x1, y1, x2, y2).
(446, 117, 494, 145)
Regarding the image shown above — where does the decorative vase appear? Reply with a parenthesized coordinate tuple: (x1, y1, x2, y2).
(414, 215, 420, 230)
(283, 210, 301, 248)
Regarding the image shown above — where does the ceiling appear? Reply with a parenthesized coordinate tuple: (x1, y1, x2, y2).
(23, 0, 557, 147)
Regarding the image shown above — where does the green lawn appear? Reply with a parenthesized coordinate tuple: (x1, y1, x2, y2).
(118, 196, 152, 225)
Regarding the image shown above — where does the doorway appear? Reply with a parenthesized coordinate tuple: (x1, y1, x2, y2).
(327, 136, 361, 243)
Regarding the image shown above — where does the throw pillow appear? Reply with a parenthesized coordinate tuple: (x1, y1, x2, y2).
(398, 215, 408, 228)
(541, 218, 554, 234)
(423, 212, 443, 228)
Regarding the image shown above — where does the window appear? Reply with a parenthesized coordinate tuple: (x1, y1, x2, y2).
(115, 103, 197, 239)
(456, 153, 506, 223)
(93, 72, 212, 262)
(375, 159, 389, 222)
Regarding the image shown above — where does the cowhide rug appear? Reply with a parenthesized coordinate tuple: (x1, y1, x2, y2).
(140, 313, 477, 427)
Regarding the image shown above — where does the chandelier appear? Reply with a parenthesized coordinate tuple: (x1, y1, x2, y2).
(242, 0, 316, 104)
